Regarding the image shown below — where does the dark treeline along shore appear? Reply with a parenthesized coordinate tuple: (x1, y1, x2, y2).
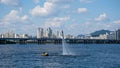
(0, 38, 120, 44)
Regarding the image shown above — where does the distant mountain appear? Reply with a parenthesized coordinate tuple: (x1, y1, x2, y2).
(91, 29, 111, 36)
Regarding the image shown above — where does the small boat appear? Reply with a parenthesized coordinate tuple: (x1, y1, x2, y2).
(41, 52, 49, 56)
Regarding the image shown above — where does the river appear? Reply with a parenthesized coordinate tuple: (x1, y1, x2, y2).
(0, 44, 120, 68)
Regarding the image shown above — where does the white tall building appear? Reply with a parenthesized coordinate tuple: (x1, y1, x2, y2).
(0, 34, 4, 38)
(107, 32, 116, 40)
(15, 34, 20, 38)
(55, 30, 61, 38)
(47, 27, 52, 38)
(116, 29, 120, 40)
(99, 33, 108, 39)
(66, 34, 74, 39)
(22, 34, 29, 38)
(107, 29, 120, 40)
(3, 31, 15, 38)
(44, 29, 48, 38)
(90, 33, 108, 39)
(37, 27, 44, 38)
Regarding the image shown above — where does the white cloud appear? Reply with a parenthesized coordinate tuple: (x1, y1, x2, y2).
(47, 0, 73, 3)
(0, 0, 20, 6)
(80, 0, 93, 3)
(0, 10, 30, 25)
(21, 15, 29, 22)
(113, 20, 120, 24)
(2, 10, 20, 24)
(78, 8, 88, 13)
(45, 21, 62, 28)
(30, 0, 73, 17)
(107, 19, 120, 30)
(95, 13, 108, 21)
(0, 9, 35, 34)
(52, 16, 70, 21)
(33, 0, 40, 4)
(45, 16, 70, 28)
(66, 20, 108, 35)
(30, 2, 54, 17)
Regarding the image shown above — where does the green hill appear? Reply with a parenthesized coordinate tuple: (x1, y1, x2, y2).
(91, 29, 111, 36)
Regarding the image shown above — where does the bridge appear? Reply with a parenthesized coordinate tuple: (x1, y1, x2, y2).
(0, 38, 120, 44)
(0, 38, 62, 44)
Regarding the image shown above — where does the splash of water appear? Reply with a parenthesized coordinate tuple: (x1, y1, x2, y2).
(62, 30, 73, 55)
(62, 39, 73, 55)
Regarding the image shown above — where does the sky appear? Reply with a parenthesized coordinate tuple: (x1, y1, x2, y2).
(0, 0, 120, 36)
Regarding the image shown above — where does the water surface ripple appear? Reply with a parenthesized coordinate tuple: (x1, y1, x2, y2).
(0, 44, 120, 68)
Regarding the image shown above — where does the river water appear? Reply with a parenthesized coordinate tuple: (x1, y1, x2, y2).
(0, 44, 120, 68)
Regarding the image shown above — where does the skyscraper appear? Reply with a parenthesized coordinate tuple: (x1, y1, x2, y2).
(46, 27, 52, 38)
(47, 27, 52, 38)
(3, 31, 15, 38)
(37, 27, 44, 38)
(116, 29, 120, 40)
(56, 30, 60, 38)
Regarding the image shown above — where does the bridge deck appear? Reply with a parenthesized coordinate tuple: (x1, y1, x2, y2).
(0, 38, 120, 44)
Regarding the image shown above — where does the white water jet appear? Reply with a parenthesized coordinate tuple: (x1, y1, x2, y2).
(62, 31, 73, 55)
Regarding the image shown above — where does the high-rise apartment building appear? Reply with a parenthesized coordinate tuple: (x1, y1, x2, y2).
(116, 29, 120, 40)
(37, 27, 44, 38)
(56, 31, 60, 38)
(3, 31, 15, 38)
(47, 27, 52, 38)
(107, 31, 116, 40)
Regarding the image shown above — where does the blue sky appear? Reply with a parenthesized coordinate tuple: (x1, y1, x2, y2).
(0, 0, 120, 35)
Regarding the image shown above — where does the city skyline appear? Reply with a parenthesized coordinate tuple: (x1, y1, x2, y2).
(0, 27, 120, 40)
(0, 0, 120, 35)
